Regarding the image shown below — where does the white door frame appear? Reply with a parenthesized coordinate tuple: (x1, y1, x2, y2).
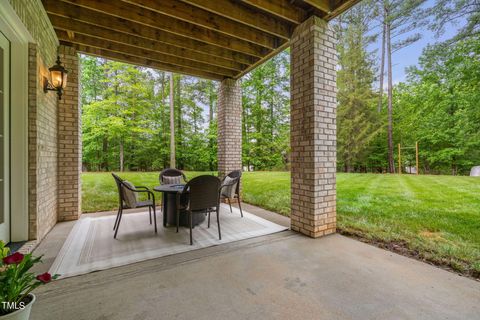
(0, 2, 34, 241)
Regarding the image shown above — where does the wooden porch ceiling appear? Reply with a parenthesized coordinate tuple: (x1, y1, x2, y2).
(42, 0, 359, 81)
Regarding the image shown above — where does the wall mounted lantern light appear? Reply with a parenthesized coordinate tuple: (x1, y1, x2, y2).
(43, 56, 68, 100)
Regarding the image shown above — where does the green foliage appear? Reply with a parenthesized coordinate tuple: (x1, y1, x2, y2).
(335, 3, 382, 172)
(241, 51, 290, 171)
(79, 1, 479, 175)
(81, 56, 218, 172)
(427, 0, 480, 42)
(395, 36, 480, 174)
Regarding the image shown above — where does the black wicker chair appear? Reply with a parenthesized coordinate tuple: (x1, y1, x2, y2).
(220, 170, 243, 217)
(175, 175, 221, 245)
(159, 168, 188, 185)
(112, 173, 157, 239)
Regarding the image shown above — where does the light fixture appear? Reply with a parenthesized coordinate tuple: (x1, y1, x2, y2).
(44, 56, 68, 100)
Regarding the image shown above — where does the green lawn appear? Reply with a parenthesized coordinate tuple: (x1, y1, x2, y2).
(82, 171, 480, 277)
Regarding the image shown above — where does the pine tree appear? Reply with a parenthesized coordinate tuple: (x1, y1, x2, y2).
(377, 0, 427, 173)
(335, 2, 381, 172)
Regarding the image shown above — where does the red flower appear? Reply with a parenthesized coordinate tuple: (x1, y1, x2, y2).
(36, 272, 52, 283)
(2, 252, 24, 265)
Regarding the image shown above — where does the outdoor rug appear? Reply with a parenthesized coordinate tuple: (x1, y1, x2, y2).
(49, 204, 287, 278)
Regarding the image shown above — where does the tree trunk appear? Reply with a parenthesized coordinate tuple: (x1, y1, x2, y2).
(169, 73, 176, 169)
(119, 141, 124, 172)
(102, 137, 109, 171)
(386, 10, 395, 174)
(175, 76, 182, 169)
(160, 72, 168, 168)
(378, 14, 386, 113)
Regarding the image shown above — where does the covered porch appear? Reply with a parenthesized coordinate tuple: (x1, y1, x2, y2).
(6, 0, 354, 245)
(2, 0, 480, 319)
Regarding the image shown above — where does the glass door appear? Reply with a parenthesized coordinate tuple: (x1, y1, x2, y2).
(0, 31, 10, 243)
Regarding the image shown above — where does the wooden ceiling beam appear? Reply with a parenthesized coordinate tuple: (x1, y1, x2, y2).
(325, 0, 362, 20)
(52, 0, 270, 57)
(43, 1, 258, 65)
(56, 30, 238, 78)
(302, 0, 332, 13)
(241, 0, 308, 24)
(50, 15, 246, 72)
(122, 0, 282, 48)
(173, 0, 292, 40)
(234, 41, 290, 80)
(70, 43, 225, 81)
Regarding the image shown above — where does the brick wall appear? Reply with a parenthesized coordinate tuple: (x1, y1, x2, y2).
(217, 78, 242, 179)
(57, 45, 81, 221)
(290, 16, 337, 238)
(10, 0, 60, 240)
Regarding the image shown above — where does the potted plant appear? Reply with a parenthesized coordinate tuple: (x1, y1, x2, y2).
(0, 241, 57, 319)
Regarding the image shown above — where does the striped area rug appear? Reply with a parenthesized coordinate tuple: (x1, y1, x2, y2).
(50, 204, 288, 278)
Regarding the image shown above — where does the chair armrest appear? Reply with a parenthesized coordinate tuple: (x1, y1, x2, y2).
(135, 189, 155, 204)
(134, 186, 151, 199)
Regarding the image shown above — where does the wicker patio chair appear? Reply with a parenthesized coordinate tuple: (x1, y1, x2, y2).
(112, 173, 157, 239)
(220, 170, 243, 217)
(175, 175, 221, 245)
(159, 168, 188, 185)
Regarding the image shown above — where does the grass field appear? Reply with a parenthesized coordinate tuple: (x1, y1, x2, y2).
(82, 171, 480, 277)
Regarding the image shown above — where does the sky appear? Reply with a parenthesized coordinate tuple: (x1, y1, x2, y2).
(368, 0, 465, 84)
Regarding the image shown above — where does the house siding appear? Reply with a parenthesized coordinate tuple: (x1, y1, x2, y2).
(9, 0, 60, 240)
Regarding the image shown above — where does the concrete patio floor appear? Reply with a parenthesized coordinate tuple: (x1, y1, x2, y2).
(30, 205, 479, 320)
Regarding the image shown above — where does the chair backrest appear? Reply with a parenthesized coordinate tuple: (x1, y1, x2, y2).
(227, 170, 242, 179)
(224, 170, 242, 194)
(112, 173, 125, 206)
(159, 168, 187, 185)
(183, 175, 221, 211)
(112, 173, 139, 208)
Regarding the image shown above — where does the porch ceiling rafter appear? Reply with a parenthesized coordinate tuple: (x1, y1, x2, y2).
(179, 0, 293, 39)
(50, 16, 247, 72)
(121, 0, 283, 48)
(56, 31, 239, 78)
(45, 0, 270, 57)
(74, 44, 226, 81)
(42, 0, 358, 80)
(45, 9, 256, 67)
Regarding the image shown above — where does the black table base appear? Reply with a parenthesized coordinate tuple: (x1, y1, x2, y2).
(155, 185, 205, 228)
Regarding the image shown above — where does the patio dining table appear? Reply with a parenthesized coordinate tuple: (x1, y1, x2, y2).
(154, 184, 205, 228)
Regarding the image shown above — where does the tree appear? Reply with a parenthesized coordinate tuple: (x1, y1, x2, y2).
(428, 0, 480, 43)
(169, 73, 176, 169)
(377, 0, 427, 173)
(395, 36, 480, 174)
(242, 50, 290, 171)
(335, 1, 381, 172)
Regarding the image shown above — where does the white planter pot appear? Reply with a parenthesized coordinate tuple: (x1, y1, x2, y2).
(0, 294, 36, 320)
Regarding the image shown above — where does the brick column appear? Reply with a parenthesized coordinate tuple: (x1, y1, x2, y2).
(290, 16, 337, 238)
(57, 45, 81, 221)
(217, 78, 242, 179)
